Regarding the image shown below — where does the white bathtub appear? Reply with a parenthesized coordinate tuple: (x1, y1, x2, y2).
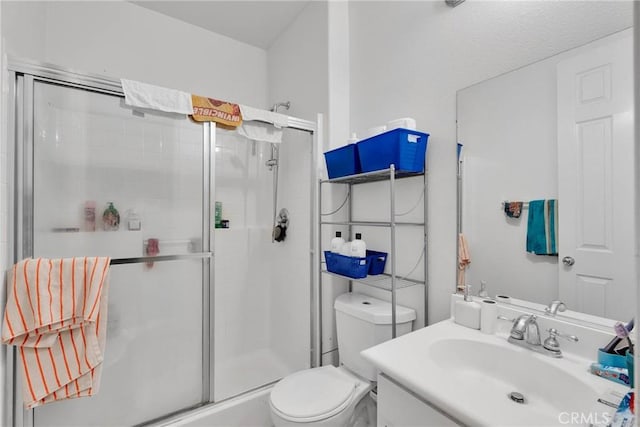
(153, 386, 273, 427)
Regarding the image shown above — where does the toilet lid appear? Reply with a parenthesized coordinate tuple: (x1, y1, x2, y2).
(270, 366, 357, 422)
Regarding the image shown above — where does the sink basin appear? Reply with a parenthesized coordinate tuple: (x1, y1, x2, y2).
(429, 339, 598, 422)
(361, 319, 628, 426)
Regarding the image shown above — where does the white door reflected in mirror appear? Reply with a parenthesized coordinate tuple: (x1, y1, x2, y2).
(557, 33, 635, 320)
(457, 28, 636, 322)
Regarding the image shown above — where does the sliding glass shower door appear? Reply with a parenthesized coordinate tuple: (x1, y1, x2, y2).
(27, 81, 208, 426)
(213, 128, 312, 401)
(11, 66, 316, 426)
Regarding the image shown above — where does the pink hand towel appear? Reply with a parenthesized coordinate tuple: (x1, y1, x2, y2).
(457, 234, 471, 292)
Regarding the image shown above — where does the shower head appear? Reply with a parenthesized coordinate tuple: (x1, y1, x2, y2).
(270, 101, 291, 113)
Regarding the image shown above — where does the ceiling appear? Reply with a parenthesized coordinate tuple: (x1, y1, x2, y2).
(132, 1, 310, 50)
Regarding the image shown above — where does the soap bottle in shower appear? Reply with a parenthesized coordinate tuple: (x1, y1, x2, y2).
(102, 202, 120, 231)
(331, 231, 345, 253)
(350, 233, 366, 258)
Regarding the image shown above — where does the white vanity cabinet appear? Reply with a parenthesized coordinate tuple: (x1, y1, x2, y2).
(376, 374, 460, 427)
(363, 318, 629, 426)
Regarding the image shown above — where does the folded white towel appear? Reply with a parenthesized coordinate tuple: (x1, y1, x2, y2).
(236, 105, 289, 143)
(239, 105, 289, 129)
(121, 79, 193, 115)
(237, 122, 284, 144)
(2, 257, 111, 408)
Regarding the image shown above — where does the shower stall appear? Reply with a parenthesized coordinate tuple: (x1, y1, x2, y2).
(5, 61, 319, 426)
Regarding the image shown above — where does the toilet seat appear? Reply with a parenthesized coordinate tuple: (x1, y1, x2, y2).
(270, 366, 360, 423)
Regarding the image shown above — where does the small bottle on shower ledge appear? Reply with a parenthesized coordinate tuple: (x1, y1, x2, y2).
(126, 209, 141, 231)
(102, 202, 120, 231)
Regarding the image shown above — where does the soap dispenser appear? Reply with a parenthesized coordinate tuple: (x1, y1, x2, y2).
(454, 284, 481, 330)
(478, 280, 489, 298)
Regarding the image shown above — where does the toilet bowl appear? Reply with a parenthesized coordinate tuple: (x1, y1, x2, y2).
(269, 293, 416, 427)
(269, 365, 371, 427)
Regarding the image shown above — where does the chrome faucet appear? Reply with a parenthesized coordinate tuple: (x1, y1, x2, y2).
(509, 314, 541, 346)
(504, 314, 578, 358)
(545, 300, 567, 316)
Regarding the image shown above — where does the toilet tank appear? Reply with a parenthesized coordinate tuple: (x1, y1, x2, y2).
(334, 292, 416, 381)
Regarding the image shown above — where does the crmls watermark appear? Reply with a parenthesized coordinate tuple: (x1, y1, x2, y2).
(558, 412, 612, 425)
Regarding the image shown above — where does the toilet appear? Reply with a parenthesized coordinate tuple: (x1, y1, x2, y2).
(269, 292, 416, 427)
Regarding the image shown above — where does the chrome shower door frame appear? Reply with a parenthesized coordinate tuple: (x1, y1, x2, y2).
(5, 59, 319, 427)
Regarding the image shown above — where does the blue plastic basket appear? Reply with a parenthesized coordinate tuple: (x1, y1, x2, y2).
(324, 144, 361, 179)
(366, 250, 387, 275)
(357, 128, 429, 173)
(598, 348, 628, 369)
(324, 251, 368, 279)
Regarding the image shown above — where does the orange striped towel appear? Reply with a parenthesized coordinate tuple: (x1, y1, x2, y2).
(2, 257, 111, 408)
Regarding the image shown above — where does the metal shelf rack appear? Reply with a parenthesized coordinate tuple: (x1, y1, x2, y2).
(321, 269, 423, 291)
(319, 165, 428, 338)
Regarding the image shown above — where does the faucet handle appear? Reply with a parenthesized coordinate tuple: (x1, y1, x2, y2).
(543, 328, 579, 356)
(547, 328, 578, 342)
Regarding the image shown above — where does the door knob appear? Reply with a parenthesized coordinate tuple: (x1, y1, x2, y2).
(562, 256, 575, 266)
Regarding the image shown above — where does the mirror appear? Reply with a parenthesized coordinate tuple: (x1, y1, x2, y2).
(457, 27, 635, 323)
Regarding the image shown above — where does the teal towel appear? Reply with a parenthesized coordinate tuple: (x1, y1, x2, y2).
(526, 199, 558, 255)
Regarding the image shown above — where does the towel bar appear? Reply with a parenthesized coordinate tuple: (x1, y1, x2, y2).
(142, 238, 197, 253)
(110, 252, 213, 265)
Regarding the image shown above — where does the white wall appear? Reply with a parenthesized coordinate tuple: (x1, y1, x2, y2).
(1, 1, 46, 61)
(2, 1, 267, 107)
(267, 1, 328, 120)
(348, 0, 633, 324)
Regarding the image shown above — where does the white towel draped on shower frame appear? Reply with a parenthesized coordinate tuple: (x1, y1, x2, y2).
(236, 104, 289, 143)
(121, 79, 193, 115)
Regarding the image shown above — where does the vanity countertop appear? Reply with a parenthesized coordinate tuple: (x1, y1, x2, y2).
(361, 319, 629, 426)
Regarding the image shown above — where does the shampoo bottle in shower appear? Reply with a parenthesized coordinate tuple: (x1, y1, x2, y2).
(331, 231, 345, 253)
(350, 233, 366, 258)
(84, 200, 96, 232)
(215, 202, 222, 229)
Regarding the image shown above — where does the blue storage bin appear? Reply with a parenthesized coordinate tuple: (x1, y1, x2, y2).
(324, 144, 361, 179)
(357, 128, 429, 173)
(366, 250, 387, 275)
(324, 251, 368, 279)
